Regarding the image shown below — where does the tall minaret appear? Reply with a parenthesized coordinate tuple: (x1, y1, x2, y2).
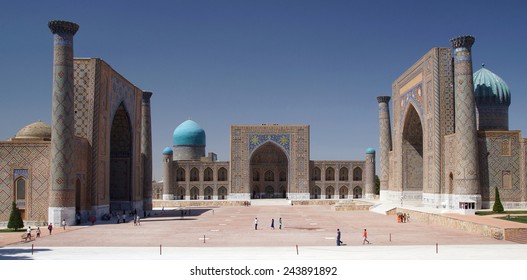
(141, 91, 153, 210)
(377, 96, 392, 199)
(162, 147, 174, 200)
(48, 20, 79, 226)
(450, 35, 481, 206)
(364, 148, 376, 199)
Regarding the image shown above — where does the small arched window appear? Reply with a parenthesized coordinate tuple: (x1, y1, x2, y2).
(15, 177, 26, 208)
(253, 170, 260, 181)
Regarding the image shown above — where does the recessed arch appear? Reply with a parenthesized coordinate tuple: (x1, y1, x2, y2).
(339, 186, 349, 199)
(353, 186, 363, 198)
(311, 186, 321, 199)
(402, 104, 424, 193)
(249, 142, 288, 199)
(339, 167, 349, 181)
(190, 168, 199, 181)
(204, 186, 213, 200)
(312, 167, 321, 181)
(353, 167, 363, 181)
(190, 187, 199, 200)
(326, 167, 335, 181)
(110, 103, 133, 211)
(204, 168, 213, 181)
(326, 186, 335, 199)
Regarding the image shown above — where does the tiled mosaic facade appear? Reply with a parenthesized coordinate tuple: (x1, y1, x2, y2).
(163, 124, 372, 201)
(381, 38, 527, 209)
(0, 21, 152, 226)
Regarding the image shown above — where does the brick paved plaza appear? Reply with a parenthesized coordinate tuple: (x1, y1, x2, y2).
(1, 204, 514, 249)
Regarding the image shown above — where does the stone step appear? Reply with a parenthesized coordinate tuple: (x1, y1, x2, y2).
(249, 199, 291, 206)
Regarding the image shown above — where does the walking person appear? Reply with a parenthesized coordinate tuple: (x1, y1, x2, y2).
(36, 227, 41, 238)
(254, 217, 258, 230)
(26, 226, 32, 240)
(363, 229, 370, 244)
(62, 219, 66, 230)
(336, 228, 343, 246)
(48, 223, 53, 235)
(279, 217, 282, 230)
(91, 216, 95, 225)
(271, 218, 275, 230)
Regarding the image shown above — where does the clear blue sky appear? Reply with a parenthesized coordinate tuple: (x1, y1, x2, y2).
(1, 0, 526, 181)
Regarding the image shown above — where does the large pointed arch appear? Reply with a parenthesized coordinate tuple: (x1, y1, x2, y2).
(402, 103, 424, 193)
(249, 142, 288, 199)
(109, 102, 133, 211)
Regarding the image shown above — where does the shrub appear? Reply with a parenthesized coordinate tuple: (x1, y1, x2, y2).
(7, 201, 24, 230)
(493, 187, 505, 213)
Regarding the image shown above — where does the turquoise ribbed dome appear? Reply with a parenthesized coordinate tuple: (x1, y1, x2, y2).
(473, 65, 511, 106)
(366, 148, 376, 154)
(172, 120, 206, 146)
(162, 147, 173, 155)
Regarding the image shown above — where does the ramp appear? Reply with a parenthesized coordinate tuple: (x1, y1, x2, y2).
(369, 203, 397, 215)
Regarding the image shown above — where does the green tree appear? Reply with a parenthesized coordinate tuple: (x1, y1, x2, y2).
(374, 175, 380, 195)
(7, 201, 24, 230)
(493, 187, 505, 213)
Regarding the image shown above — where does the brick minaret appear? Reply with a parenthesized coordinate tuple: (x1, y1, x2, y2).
(377, 96, 392, 199)
(141, 91, 153, 210)
(48, 20, 79, 226)
(364, 149, 376, 199)
(450, 35, 481, 205)
(162, 148, 174, 200)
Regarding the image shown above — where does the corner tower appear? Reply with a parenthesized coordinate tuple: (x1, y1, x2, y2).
(377, 96, 392, 200)
(450, 35, 481, 207)
(48, 20, 79, 226)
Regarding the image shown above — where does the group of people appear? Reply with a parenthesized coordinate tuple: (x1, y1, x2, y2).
(336, 228, 370, 246)
(254, 217, 283, 230)
(397, 213, 410, 223)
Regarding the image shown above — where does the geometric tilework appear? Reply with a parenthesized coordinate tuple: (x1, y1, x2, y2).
(451, 36, 480, 195)
(0, 143, 50, 223)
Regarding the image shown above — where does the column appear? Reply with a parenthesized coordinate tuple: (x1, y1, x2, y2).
(162, 148, 174, 200)
(48, 20, 79, 227)
(377, 96, 392, 199)
(364, 149, 376, 199)
(141, 91, 153, 210)
(450, 35, 481, 201)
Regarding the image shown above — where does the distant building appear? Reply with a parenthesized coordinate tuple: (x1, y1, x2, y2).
(161, 122, 376, 201)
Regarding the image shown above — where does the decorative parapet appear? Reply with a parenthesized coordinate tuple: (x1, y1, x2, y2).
(450, 35, 475, 50)
(48, 20, 79, 35)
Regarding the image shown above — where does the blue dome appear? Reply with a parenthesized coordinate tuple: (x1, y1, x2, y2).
(162, 147, 173, 155)
(172, 120, 206, 146)
(366, 148, 376, 154)
(473, 65, 511, 106)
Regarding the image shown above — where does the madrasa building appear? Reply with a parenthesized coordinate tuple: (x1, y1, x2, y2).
(377, 35, 527, 211)
(158, 122, 376, 202)
(0, 21, 153, 227)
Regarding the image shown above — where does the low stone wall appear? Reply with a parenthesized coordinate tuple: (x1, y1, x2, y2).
(153, 200, 245, 208)
(334, 204, 372, 211)
(386, 208, 505, 240)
